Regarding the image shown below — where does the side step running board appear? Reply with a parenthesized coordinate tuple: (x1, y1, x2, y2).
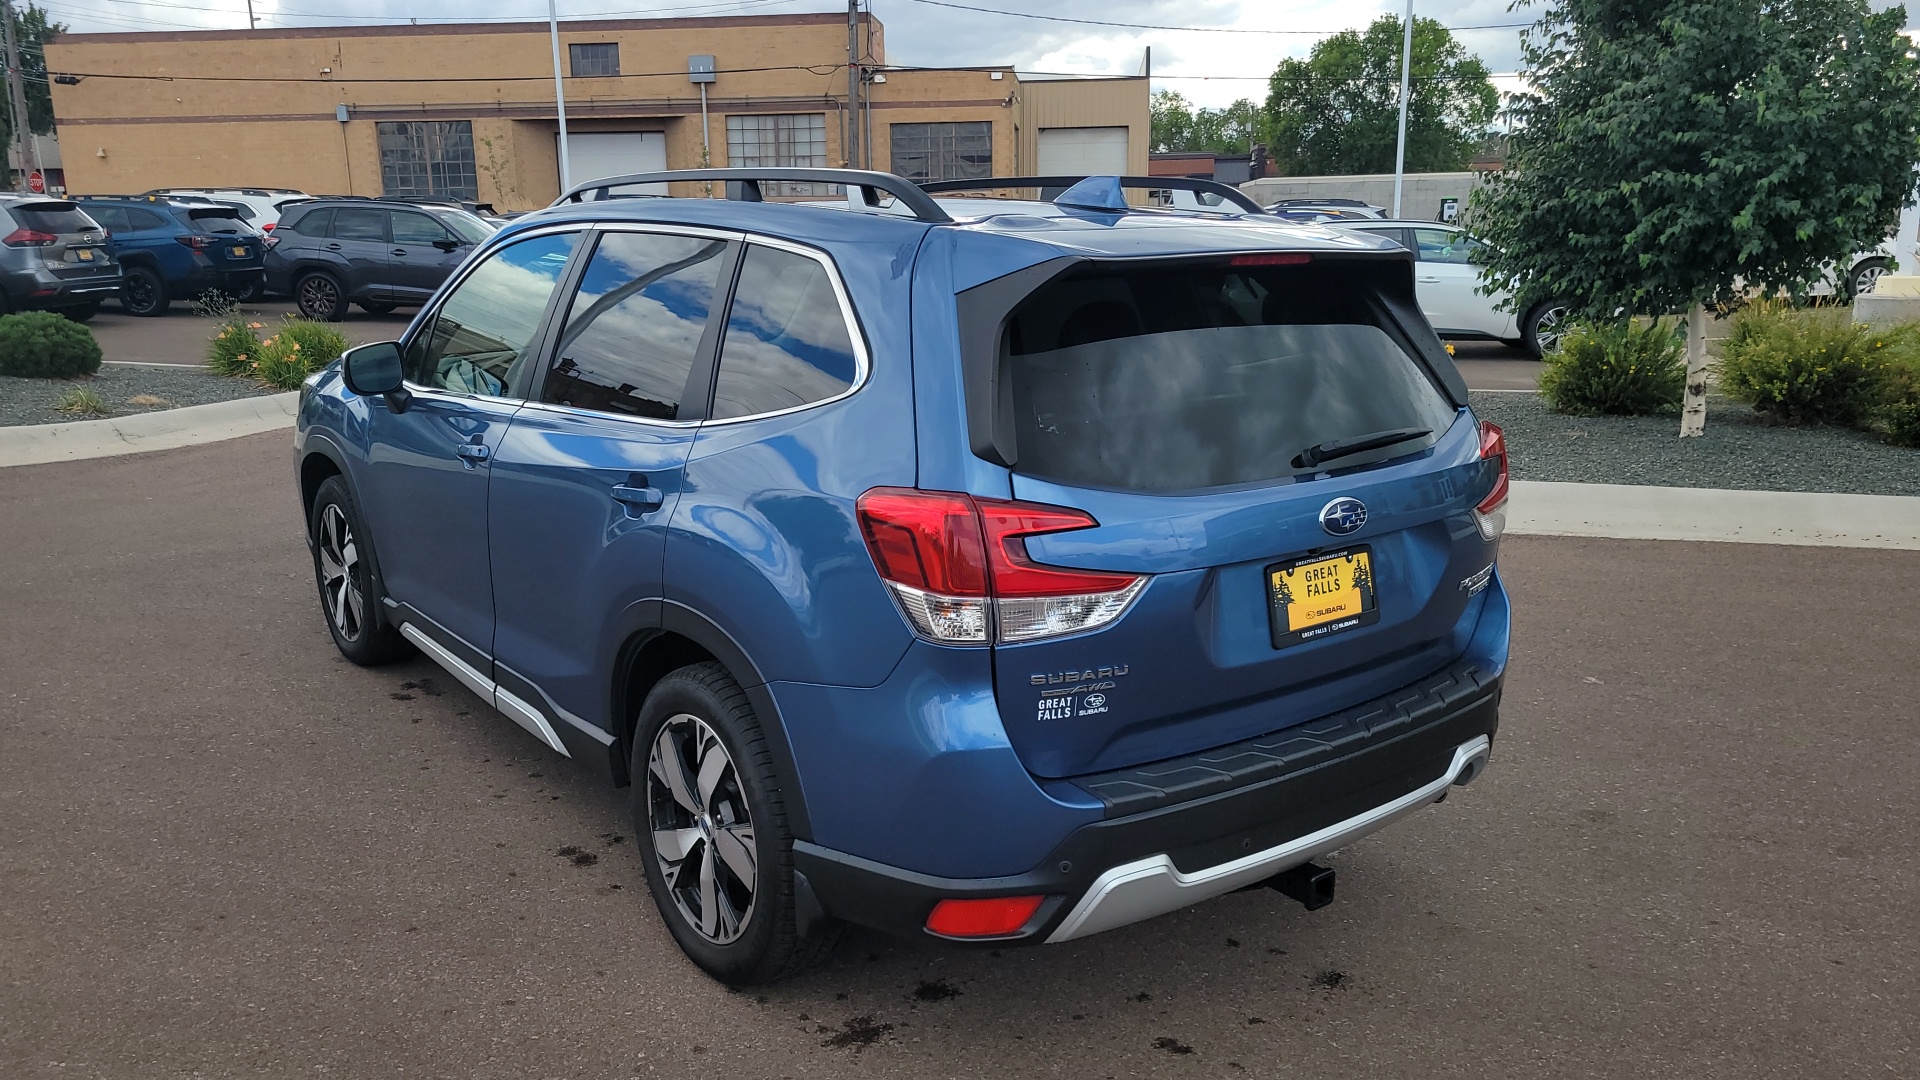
(398, 623, 571, 757)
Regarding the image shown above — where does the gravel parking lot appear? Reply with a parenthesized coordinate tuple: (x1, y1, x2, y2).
(1, 433, 1915, 1079)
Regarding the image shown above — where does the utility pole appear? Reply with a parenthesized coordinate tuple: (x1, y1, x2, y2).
(548, 0, 571, 193)
(846, 0, 860, 168)
(246, 0, 256, 31)
(1391, 0, 1413, 217)
(1, 0, 37, 193)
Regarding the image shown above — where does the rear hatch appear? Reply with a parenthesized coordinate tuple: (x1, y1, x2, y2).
(184, 206, 264, 268)
(979, 255, 1502, 778)
(7, 200, 116, 279)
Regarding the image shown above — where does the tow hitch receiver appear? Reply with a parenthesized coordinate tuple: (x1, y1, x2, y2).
(1268, 862, 1336, 911)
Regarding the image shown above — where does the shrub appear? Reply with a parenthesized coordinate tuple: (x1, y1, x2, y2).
(276, 318, 350, 369)
(56, 384, 108, 416)
(1717, 303, 1906, 425)
(206, 317, 264, 377)
(1879, 357, 1920, 447)
(250, 319, 346, 390)
(1536, 318, 1687, 416)
(0, 311, 104, 378)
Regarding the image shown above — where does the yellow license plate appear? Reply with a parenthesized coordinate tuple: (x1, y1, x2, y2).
(1266, 547, 1379, 648)
(230, 245, 249, 257)
(75, 248, 93, 261)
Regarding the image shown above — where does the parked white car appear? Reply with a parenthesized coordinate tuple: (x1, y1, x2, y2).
(143, 187, 310, 233)
(1333, 220, 1568, 356)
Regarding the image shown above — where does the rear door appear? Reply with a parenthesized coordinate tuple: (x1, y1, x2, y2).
(487, 226, 735, 727)
(1408, 226, 1509, 337)
(185, 206, 263, 271)
(978, 255, 1500, 777)
(10, 200, 116, 284)
(326, 206, 392, 298)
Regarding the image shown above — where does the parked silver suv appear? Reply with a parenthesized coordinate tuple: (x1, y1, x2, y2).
(0, 195, 122, 321)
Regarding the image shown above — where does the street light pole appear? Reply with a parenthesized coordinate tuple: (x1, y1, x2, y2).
(548, 0, 572, 194)
(1392, 0, 1413, 217)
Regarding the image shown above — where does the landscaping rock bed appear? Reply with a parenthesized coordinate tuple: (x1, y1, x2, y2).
(0, 367, 275, 427)
(1473, 390, 1919, 497)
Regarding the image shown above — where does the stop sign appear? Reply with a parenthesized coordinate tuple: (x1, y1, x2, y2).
(27, 171, 43, 194)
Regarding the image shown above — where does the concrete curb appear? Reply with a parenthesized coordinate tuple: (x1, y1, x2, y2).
(1509, 480, 1920, 549)
(0, 392, 298, 468)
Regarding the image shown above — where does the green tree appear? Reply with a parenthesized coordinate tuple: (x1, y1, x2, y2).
(3, 4, 61, 148)
(1264, 15, 1498, 176)
(1469, 0, 1920, 435)
(1151, 90, 1261, 155)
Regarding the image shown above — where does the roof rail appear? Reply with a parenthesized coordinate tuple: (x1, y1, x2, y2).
(917, 175, 1265, 215)
(553, 167, 953, 224)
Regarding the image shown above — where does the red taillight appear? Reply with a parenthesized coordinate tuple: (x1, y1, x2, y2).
(1474, 420, 1509, 540)
(925, 895, 1045, 938)
(856, 488, 1148, 644)
(2, 228, 57, 247)
(1230, 252, 1311, 266)
(175, 234, 212, 251)
(261, 222, 275, 231)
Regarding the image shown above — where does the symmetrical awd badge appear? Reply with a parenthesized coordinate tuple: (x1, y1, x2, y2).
(1319, 497, 1369, 536)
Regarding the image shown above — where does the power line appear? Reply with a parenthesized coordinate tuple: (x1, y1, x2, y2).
(899, 0, 1528, 35)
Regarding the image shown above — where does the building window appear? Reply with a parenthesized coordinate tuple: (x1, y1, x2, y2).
(569, 42, 620, 78)
(377, 121, 478, 200)
(725, 113, 829, 195)
(889, 121, 993, 182)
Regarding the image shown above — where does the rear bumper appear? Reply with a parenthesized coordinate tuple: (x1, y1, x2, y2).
(794, 661, 1501, 943)
(0, 266, 123, 307)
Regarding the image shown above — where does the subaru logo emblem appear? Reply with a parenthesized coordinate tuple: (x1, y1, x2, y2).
(1319, 497, 1368, 536)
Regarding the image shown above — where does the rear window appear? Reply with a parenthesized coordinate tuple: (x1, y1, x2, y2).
(999, 259, 1457, 493)
(187, 207, 247, 234)
(11, 203, 93, 234)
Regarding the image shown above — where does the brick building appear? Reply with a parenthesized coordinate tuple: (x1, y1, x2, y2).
(46, 13, 1147, 209)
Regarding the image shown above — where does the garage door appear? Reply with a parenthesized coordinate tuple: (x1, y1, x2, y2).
(559, 131, 667, 194)
(1038, 127, 1130, 177)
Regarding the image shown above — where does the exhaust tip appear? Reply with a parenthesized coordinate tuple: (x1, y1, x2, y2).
(1453, 751, 1489, 787)
(1267, 862, 1336, 911)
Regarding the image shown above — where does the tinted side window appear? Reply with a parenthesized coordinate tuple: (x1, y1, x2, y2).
(128, 209, 170, 232)
(405, 232, 579, 397)
(87, 206, 129, 231)
(709, 245, 858, 420)
(541, 231, 729, 420)
(285, 208, 333, 237)
(332, 208, 386, 242)
(391, 211, 452, 245)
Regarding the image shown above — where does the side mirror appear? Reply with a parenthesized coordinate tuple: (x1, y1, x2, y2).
(432, 238, 460, 253)
(341, 340, 410, 413)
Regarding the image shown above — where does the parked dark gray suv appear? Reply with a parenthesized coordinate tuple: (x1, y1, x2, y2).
(0, 194, 122, 320)
(264, 199, 494, 320)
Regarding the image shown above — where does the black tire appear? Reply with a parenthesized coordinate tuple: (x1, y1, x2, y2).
(308, 475, 413, 666)
(60, 301, 100, 323)
(120, 265, 170, 317)
(1843, 256, 1891, 302)
(358, 300, 398, 315)
(230, 275, 265, 303)
(1520, 300, 1570, 358)
(631, 662, 838, 985)
(295, 270, 349, 321)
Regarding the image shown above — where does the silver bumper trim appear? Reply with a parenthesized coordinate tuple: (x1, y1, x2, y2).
(1046, 735, 1492, 943)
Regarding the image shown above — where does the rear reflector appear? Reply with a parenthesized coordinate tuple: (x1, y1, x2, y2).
(1473, 420, 1509, 541)
(925, 895, 1045, 938)
(857, 488, 1148, 645)
(1230, 252, 1311, 266)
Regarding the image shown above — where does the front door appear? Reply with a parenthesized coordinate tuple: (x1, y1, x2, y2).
(388, 209, 472, 302)
(357, 230, 583, 663)
(488, 227, 738, 732)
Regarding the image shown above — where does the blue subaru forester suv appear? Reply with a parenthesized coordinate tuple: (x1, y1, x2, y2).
(294, 169, 1510, 984)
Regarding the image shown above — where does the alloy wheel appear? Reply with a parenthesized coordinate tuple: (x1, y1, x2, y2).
(317, 503, 364, 642)
(1533, 304, 1570, 353)
(299, 276, 339, 318)
(124, 273, 159, 315)
(647, 713, 758, 945)
(1855, 264, 1887, 297)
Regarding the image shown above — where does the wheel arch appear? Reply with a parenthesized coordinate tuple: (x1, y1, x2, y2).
(610, 602, 813, 841)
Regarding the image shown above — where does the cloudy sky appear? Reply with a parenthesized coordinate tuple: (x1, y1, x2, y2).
(39, 0, 1920, 109)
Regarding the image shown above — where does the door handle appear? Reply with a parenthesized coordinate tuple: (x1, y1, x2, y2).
(325, 243, 342, 251)
(454, 441, 491, 466)
(1416, 275, 1441, 283)
(391, 248, 408, 256)
(611, 483, 665, 512)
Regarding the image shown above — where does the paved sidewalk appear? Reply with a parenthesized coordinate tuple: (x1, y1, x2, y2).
(1507, 481, 1920, 549)
(0, 392, 298, 467)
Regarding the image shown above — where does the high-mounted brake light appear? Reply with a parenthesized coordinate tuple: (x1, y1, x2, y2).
(1473, 420, 1509, 541)
(925, 895, 1045, 938)
(857, 488, 1148, 645)
(1230, 252, 1311, 266)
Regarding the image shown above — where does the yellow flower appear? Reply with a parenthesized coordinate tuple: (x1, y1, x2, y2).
(247, 322, 264, 329)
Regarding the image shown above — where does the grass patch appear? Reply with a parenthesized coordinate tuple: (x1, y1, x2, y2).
(56, 385, 109, 417)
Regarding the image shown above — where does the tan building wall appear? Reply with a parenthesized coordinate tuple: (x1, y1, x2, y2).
(47, 15, 1146, 209)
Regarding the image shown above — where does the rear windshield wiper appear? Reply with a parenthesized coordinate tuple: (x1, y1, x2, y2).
(1293, 427, 1431, 469)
